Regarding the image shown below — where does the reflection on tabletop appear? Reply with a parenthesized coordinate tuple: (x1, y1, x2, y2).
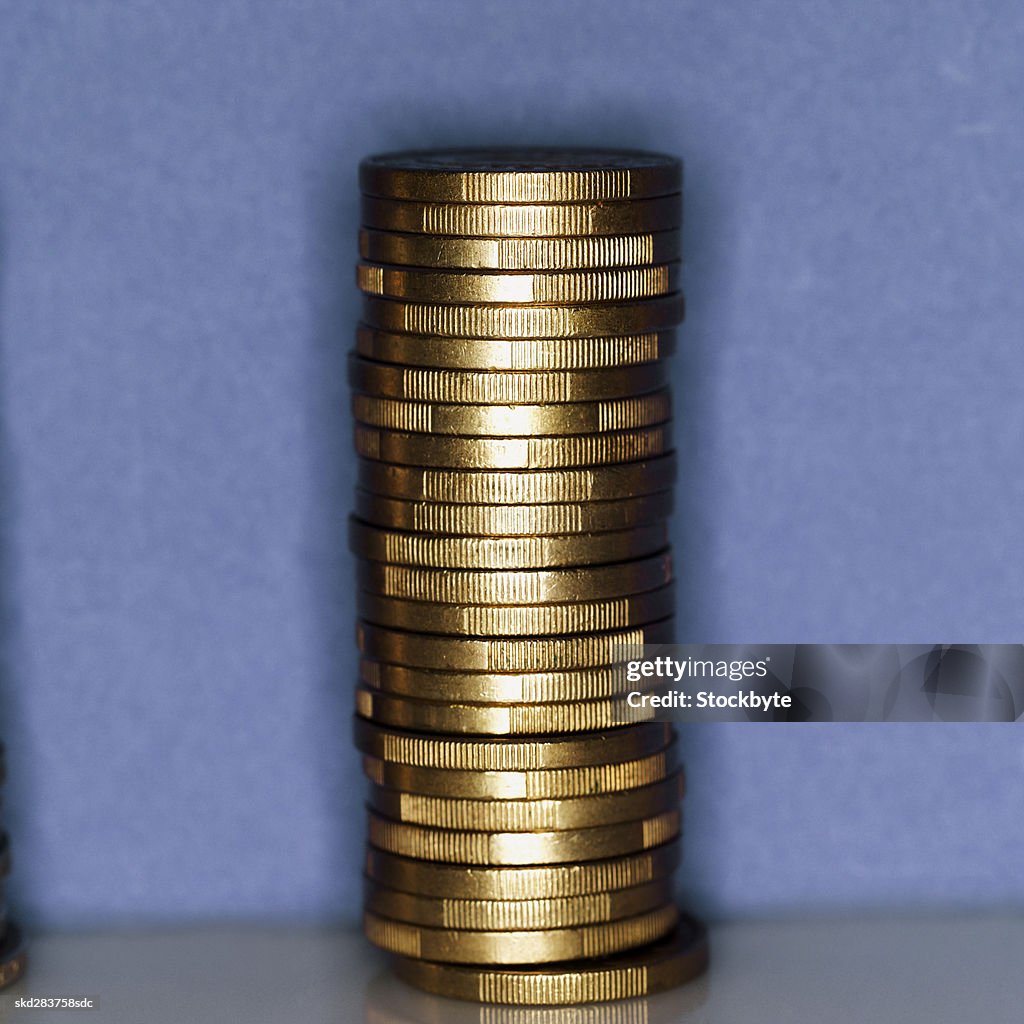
(363, 967, 709, 1024)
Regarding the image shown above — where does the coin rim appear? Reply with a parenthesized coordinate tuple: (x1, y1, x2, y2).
(367, 772, 685, 831)
(352, 719, 672, 771)
(364, 839, 682, 900)
(390, 917, 708, 1004)
(355, 584, 676, 637)
(360, 742, 678, 801)
(361, 293, 685, 339)
(348, 354, 668, 403)
(362, 876, 674, 931)
(349, 519, 669, 569)
(355, 453, 677, 503)
(357, 551, 672, 604)
(355, 325, 677, 369)
(358, 658, 666, 703)
(356, 262, 680, 303)
(359, 148, 681, 203)
(351, 389, 672, 437)
(356, 618, 675, 671)
(358, 228, 683, 270)
(353, 489, 674, 536)
(360, 194, 682, 238)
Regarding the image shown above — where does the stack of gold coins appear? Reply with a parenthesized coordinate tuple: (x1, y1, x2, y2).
(350, 149, 707, 1005)
(0, 744, 26, 990)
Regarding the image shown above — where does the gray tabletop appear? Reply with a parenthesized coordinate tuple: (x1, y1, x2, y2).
(3, 915, 1021, 1023)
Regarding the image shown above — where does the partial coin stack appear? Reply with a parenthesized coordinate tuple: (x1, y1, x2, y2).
(0, 744, 26, 991)
(351, 149, 707, 1005)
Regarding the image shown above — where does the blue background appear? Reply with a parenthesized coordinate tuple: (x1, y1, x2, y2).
(0, 1, 1022, 927)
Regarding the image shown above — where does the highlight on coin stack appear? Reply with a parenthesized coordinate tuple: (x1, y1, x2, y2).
(348, 149, 707, 1005)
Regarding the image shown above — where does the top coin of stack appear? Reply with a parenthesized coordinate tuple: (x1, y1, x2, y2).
(350, 148, 707, 1005)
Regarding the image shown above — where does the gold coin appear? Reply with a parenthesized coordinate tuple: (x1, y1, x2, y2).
(354, 424, 671, 469)
(0, 924, 26, 992)
(357, 262, 680, 304)
(356, 687, 653, 735)
(350, 520, 668, 569)
(363, 878, 673, 931)
(352, 719, 672, 772)
(348, 355, 668, 403)
(352, 391, 671, 437)
(361, 743, 677, 801)
(362, 294, 684, 339)
(357, 454, 676, 503)
(354, 489, 673, 536)
(358, 552, 672, 604)
(359, 659, 642, 703)
(367, 809, 681, 865)
(364, 904, 678, 964)
(356, 585, 675, 636)
(356, 619, 674, 671)
(359, 228, 682, 270)
(359, 149, 682, 204)
(391, 919, 708, 1005)
(368, 774, 685, 831)
(356, 326, 676, 369)
(366, 840, 680, 900)
(361, 195, 681, 238)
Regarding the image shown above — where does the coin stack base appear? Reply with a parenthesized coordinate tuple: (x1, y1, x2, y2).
(0, 747, 26, 991)
(350, 148, 705, 1004)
